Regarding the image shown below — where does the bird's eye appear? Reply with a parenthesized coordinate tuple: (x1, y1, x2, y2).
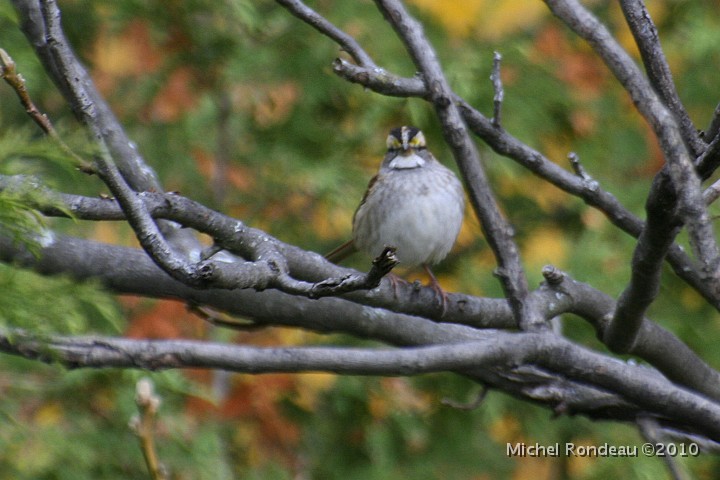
(386, 136, 402, 150)
(409, 131, 426, 149)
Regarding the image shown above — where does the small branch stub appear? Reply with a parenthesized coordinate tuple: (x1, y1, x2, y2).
(542, 265, 565, 286)
(568, 152, 590, 180)
(490, 51, 504, 128)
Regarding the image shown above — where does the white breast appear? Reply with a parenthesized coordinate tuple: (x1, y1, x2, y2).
(353, 161, 464, 266)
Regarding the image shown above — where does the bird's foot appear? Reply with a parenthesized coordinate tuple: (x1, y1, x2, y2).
(424, 264, 449, 316)
(387, 272, 404, 299)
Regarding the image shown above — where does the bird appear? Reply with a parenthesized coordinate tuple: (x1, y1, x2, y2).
(326, 126, 465, 303)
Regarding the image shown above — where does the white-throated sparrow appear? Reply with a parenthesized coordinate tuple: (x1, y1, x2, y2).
(327, 126, 465, 295)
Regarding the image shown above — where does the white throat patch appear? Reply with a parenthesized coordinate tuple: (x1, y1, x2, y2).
(388, 152, 426, 170)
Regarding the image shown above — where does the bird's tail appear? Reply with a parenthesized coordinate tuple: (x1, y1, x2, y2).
(325, 239, 357, 263)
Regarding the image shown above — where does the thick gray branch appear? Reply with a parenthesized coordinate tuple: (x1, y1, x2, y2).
(3, 328, 720, 441)
(3, 220, 720, 405)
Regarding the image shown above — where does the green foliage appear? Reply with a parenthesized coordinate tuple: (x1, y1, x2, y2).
(0, 128, 76, 173)
(0, 264, 122, 335)
(0, 188, 49, 256)
(0, 367, 233, 480)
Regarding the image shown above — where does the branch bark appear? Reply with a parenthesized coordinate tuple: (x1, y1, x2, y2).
(618, 0, 703, 157)
(3, 213, 720, 405)
(3, 327, 720, 441)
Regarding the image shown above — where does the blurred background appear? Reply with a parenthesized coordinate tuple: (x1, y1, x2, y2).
(1, 0, 719, 478)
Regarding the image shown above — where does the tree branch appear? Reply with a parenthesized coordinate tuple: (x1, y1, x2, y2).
(4, 0, 720, 464)
(490, 51, 504, 128)
(274, 0, 376, 67)
(373, 0, 542, 330)
(332, 57, 427, 98)
(0, 48, 94, 173)
(3, 206, 720, 405)
(3, 327, 720, 441)
(541, 266, 720, 401)
(618, 0, 703, 157)
(11, 0, 161, 192)
(130, 379, 168, 480)
(544, 0, 720, 351)
(605, 172, 682, 352)
(332, 46, 720, 313)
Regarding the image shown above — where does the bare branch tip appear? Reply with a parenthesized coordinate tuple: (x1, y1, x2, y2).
(0, 48, 14, 74)
(441, 387, 488, 410)
(372, 245, 399, 272)
(133, 378, 168, 480)
(542, 265, 565, 285)
(568, 152, 595, 185)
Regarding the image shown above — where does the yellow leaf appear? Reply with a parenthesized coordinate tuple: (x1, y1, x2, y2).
(294, 373, 337, 411)
(522, 226, 568, 269)
(409, 0, 546, 40)
(34, 402, 63, 427)
(410, 0, 485, 37)
(488, 413, 520, 443)
(512, 456, 554, 480)
(680, 286, 705, 312)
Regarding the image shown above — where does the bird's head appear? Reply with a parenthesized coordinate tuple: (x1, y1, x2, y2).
(386, 126, 426, 155)
(385, 126, 428, 169)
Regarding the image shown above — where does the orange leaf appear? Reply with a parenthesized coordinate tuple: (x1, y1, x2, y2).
(89, 20, 163, 94)
(125, 299, 205, 339)
(146, 67, 199, 122)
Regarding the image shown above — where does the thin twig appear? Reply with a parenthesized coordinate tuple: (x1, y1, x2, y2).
(490, 51, 504, 128)
(307, 247, 398, 298)
(704, 178, 720, 206)
(129, 379, 168, 480)
(704, 103, 720, 144)
(274, 0, 376, 67)
(0, 48, 95, 174)
(637, 416, 691, 480)
(191, 305, 265, 331)
(441, 387, 488, 410)
(568, 152, 591, 181)
(332, 57, 427, 98)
